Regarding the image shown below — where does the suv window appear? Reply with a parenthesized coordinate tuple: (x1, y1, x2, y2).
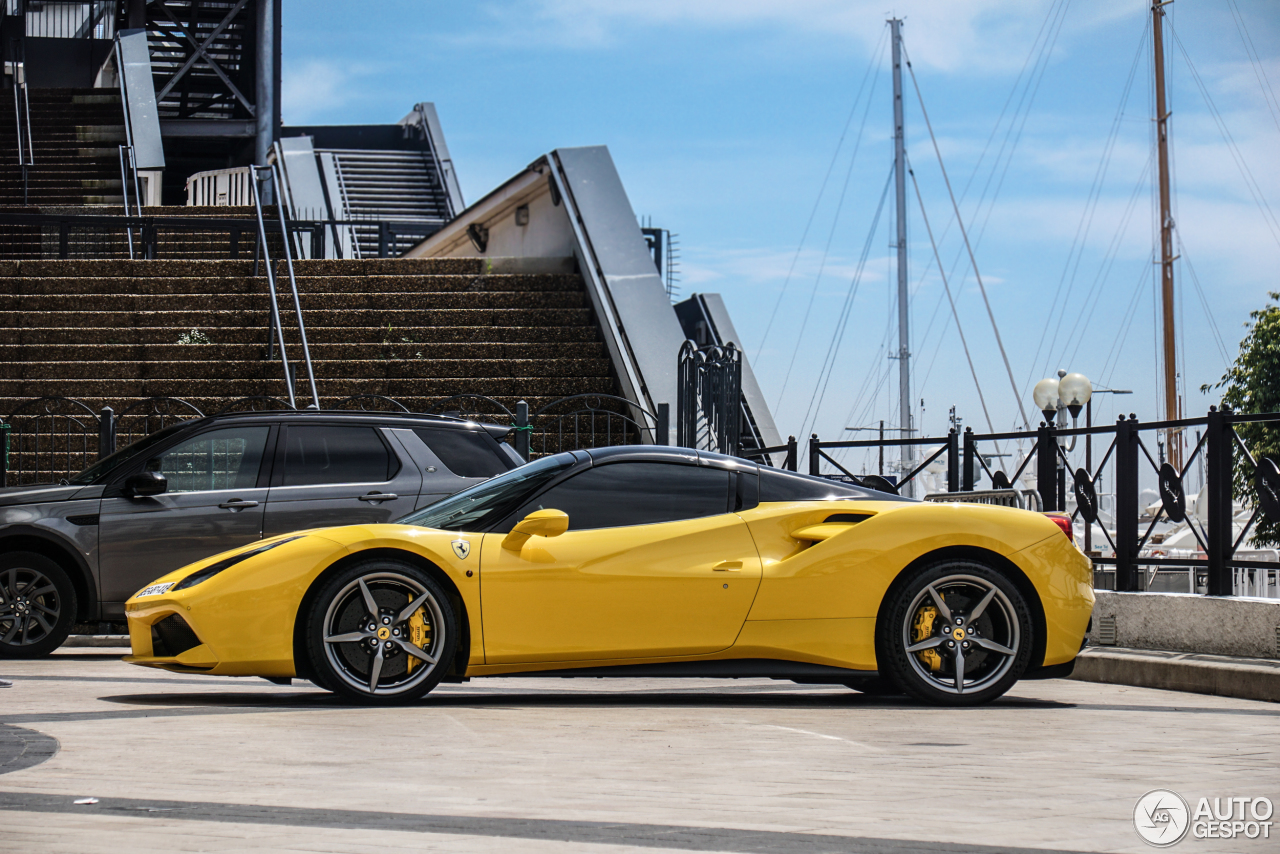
(507, 462, 729, 531)
(414, 428, 511, 478)
(282, 425, 397, 486)
(149, 426, 270, 493)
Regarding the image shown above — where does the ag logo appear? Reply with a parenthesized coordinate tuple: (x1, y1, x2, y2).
(451, 539, 471, 560)
(1134, 789, 1190, 847)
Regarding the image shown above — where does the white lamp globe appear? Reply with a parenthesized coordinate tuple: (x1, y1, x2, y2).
(1033, 378, 1060, 421)
(1058, 372, 1092, 418)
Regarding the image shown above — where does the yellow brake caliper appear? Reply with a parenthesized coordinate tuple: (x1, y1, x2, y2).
(912, 604, 942, 672)
(404, 595, 430, 674)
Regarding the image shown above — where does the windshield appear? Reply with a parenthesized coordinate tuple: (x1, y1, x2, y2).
(397, 453, 576, 532)
(67, 422, 190, 485)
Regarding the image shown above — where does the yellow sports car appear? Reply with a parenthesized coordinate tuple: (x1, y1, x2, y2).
(124, 447, 1093, 705)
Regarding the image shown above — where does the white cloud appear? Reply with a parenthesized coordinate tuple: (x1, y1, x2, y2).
(282, 60, 366, 124)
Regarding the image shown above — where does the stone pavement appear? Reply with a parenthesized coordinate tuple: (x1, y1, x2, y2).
(0, 648, 1277, 853)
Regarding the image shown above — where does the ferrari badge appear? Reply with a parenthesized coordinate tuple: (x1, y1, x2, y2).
(451, 539, 471, 560)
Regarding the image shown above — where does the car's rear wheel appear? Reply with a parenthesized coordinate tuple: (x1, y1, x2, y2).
(304, 559, 457, 703)
(878, 561, 1033, 706)
(0, 552, 77, 659)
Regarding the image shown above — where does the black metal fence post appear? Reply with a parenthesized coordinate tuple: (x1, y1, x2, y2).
(656, 402, 669, 446)
(0, 422, 8, 489)
(1037, 421, 1058, 511)
(514, 400, 530, 461)
(1115, 415, 1140, 591)
(947, 428, 959, 493)
(809, 434, 820, 476)
(962, 427, 976, 491)
(1205, 406, 1234, 596)
(97, 407, 115, 460)
(785, 436, 797, 473)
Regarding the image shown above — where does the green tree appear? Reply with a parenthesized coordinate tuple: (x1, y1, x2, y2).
(1203, 291, 1280, 546)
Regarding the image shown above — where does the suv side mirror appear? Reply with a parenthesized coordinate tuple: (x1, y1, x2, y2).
(124, 470, 168, 498)
(501, 509, 569, 551)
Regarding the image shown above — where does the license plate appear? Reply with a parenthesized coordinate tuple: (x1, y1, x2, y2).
(135, 581, 175, 598)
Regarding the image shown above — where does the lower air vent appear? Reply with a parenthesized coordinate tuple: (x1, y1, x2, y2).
(151, 614, 201, 658)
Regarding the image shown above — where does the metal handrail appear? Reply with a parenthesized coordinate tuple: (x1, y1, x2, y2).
(263, 164, 319, 409)
(249, 169, 303, 409)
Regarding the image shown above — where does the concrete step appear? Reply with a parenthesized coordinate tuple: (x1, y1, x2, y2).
(0, 258, 487, 277)
(9, 358, 613, 380)
(3, 324, 601, 345)
(0, 342, 607, 361)
(0, 291, 588, 312)
(0, 376, 616, 399)
(2, 273, 582, 295)
(0, 307, 595, 328)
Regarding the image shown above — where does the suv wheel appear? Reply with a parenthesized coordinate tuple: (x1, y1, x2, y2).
(0, 552, 78, 659)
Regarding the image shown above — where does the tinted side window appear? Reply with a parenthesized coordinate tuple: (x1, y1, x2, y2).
(759, 468, 862, 502)
(151, 426, 270, 493)
(509, 462, 729, 531)
(414, 428, 512, 478)
(283, 425, 395, 486)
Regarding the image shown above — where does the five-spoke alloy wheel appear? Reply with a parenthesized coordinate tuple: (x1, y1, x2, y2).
(0, 552, 77, 659)
(304, 560, 457, 703)
(878, 561, 1033, 705)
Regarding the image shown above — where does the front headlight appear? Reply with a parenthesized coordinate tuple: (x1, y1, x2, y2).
(170, 536, 303, 592)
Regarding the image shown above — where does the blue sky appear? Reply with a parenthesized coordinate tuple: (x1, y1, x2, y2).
(282, 0, 1280, 466)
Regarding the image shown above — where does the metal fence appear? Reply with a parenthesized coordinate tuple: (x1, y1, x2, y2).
(808, 407, 1280, 598)
(0, 393, 672, 488)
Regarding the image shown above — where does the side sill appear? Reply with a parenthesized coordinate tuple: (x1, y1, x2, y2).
(495, 658, 877, 680)
(1022, 659, 1077, 680)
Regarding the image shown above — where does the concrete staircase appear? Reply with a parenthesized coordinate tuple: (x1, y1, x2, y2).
(0, 257, 616, 417)
(0, 88, 125, 206)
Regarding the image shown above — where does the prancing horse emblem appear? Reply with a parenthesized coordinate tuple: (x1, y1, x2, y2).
(451, 539, 471, 560)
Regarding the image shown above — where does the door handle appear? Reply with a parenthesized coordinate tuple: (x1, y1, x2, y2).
(358, 492, 399, 502)
(713, 561, 742, 571)
(218, 499, 259, 510)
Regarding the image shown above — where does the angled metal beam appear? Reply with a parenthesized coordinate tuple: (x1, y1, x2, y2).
(155, 0, 254, 116)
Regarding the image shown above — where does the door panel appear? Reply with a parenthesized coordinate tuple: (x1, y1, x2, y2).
(98, 425, 271, 604)
(479, 514, 762, 663)
(262, 424, 421, 537)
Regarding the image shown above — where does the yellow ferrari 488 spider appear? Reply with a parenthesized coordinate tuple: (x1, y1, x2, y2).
(125, 446, 1093, 705)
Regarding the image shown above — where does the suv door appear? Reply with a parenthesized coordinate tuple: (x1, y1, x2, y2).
(97, 424, 273, 609)
(262, 423, 421, 537)
(478, 461, 763, 663)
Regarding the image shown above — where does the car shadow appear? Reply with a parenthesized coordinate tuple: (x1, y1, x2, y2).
(98, 686, 1074, 711)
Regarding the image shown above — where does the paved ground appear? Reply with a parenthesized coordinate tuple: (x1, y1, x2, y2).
(0, 649, 1277, 854)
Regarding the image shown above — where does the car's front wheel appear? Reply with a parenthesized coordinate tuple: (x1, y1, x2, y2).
(304, 559, 458, 703)
(878, 561, 1033, 706)
(0, 552, 77, 659)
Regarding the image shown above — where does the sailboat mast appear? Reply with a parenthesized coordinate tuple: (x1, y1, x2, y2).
(891, 18, 912, 488)
(1152, 0, 1180, 467)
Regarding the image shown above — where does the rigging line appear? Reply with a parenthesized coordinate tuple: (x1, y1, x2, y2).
(1226, 0, 1280, 137)
(1027, 21, 1148, 386)
(1176, 234, 1233, 369)
(902, 42, 1031, 431)
(1168, 22, 1280, 249)
(774, 61, 886, 412)
(908, 164, 999, 442)
(1061, 154, 1155, 367)
(756, 25, 889, 362)
(799, 164, 895, 441)
(1099, 258, 1151, 386)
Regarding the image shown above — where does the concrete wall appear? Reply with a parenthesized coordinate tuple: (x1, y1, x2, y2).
(1086, 590, 1280, 659)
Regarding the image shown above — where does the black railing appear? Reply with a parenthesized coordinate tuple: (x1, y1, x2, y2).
(809, 407, 1280, 597)
(0, 393, 676, 488)
(739, 436, 798, 472)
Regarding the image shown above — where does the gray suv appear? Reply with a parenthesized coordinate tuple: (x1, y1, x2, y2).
(0, 410, 521, 658)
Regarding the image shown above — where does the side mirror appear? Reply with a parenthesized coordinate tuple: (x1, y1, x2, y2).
(124, 470, 167, 498)
(501, 509, 569, 551)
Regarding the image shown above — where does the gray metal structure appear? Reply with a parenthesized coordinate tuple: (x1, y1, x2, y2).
(114, 28, 162, 169)
(407, 145, 778, 450)
(891, 18, 912, 496)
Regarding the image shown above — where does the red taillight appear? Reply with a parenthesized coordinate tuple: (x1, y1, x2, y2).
(1044, 513, 1073, 541)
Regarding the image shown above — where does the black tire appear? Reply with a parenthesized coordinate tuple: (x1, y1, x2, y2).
(304, 559, 458, 704)
(877, 560, 1033, 706)
(0, 552, 78, 659)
